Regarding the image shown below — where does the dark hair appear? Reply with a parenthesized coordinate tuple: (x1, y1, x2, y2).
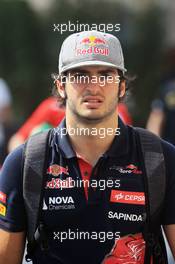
(51, 69, 133, 106)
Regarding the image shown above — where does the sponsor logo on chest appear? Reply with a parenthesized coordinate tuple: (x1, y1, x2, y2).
(49, 196, 74, 204)
(110, 164, 142, 174)
(43, 196, 75, 211)
(110, 190, 145, 205)
(46, 164, 73, 190)
(47, 164, 69, 177)
(108, 211, 143, 222)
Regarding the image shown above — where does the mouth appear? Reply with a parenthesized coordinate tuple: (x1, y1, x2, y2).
(82, 96, 104, 109)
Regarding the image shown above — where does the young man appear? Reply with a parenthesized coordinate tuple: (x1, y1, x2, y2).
(0, 31, 175, 264)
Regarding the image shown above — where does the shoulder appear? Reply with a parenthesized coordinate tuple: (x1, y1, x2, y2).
(0, 145, 24, 188)
(161, 139, 175, 155)
(130, 126, 175, 162)
(160, 140, 175, 224)
(147, 137, 175, 190)
(1, 144, 24, 169)
(160, 139, 175, 179)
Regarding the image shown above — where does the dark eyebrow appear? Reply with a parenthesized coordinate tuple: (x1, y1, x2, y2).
(69, 69, 89, 74)
(68, 68, 118, 75)
(98, 69, 118, 74)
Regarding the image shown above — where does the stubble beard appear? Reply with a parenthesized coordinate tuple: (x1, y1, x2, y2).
(66, 96, 119, 125)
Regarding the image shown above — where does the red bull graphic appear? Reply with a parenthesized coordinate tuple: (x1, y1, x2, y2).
(47, 164, 69, 177)
(94, 38, 106, 45)
(102, 233, 152, 264)
(80, 36, 106, 46)
(77, 35, 109, 56)
(81, 37, 91, 45)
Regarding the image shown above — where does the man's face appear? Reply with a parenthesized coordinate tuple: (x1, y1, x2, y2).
(58, 66, 126, 123)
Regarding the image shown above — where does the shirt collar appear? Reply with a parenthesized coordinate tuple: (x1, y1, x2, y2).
(53, 118, 76, 158)
(53, 117, 129, 159)
(105, 117, 129, 157)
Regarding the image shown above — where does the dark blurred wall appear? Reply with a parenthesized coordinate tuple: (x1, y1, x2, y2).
(0, 0, 165, 126)
(0, 0, 49, 121)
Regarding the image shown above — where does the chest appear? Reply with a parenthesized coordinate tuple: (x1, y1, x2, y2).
(42, 152, 146, 237)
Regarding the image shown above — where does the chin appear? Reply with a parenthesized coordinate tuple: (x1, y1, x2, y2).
(78, 112, 108, 123)
(80, 109, 102, 117)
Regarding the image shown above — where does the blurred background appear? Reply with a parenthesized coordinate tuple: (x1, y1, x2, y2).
(0, 0, 175, 125)
(0, 1, 175, 263)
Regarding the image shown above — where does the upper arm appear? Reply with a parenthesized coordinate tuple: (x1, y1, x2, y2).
(163, 225, 175, 259)
(0, 146, 27, 263)
(0, 229, 26, 264)
(0, 145, 26, 231)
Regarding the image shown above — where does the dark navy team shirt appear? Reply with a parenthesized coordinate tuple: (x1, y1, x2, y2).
(0, 118, 175, 264)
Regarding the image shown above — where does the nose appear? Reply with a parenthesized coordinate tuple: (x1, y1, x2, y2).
(84, 77, 102, 94)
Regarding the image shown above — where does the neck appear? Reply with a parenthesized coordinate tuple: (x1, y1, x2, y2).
(65, 110, 118, 166)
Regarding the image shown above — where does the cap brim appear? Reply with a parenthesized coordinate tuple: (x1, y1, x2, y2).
(60, 60, 127, 74)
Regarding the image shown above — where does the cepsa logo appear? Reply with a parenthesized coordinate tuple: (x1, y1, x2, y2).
(110, 190, 145, 205)
(47, 164, 69, 177)
(76, 35, 109, 56)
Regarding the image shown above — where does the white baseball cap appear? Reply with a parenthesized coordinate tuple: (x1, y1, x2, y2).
(59, 30, 127, 74)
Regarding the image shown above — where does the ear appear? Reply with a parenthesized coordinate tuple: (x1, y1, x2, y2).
(119, 80, 126, 98)
(56, 79, 66, 98)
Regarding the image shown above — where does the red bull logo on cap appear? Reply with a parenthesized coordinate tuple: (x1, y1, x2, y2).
(80, 36, 106, 46)
(47, 164, 69, 177)
(77, 35, 109, 56)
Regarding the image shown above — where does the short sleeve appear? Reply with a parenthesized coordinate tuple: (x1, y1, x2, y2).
(0, 145, 26, 232)
(161, 140, 175, 225)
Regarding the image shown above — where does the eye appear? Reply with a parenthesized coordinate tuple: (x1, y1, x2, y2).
(100, 72, 112, 78)
(74, 72, 89, 78)
(67, 72, 90, 84)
